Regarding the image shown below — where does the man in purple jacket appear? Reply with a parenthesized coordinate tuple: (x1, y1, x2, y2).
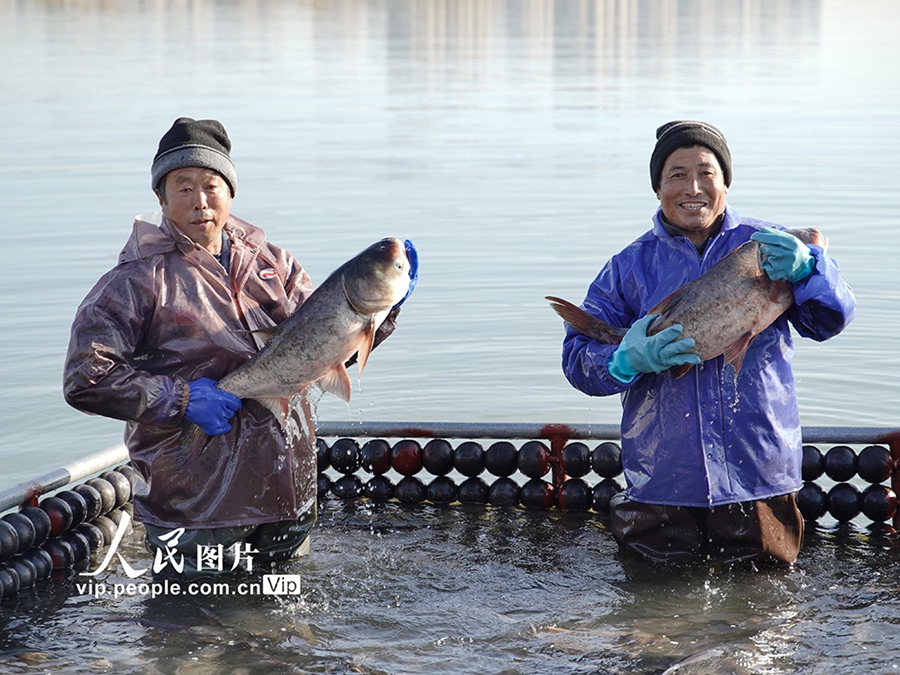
(561, 121, 856, 565)
(65, 118, 415, 576)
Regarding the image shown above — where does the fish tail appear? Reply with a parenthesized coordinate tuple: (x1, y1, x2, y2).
(545, 296, 625, 345)
(546, 295, 590, 329)
(255, 396, 296, 429)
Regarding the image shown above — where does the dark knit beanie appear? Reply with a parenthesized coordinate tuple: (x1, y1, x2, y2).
(151, 117, 237, 196)
(649, 120, 732, 192)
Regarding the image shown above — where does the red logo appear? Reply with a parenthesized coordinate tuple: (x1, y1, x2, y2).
(259, 268, 278, 280)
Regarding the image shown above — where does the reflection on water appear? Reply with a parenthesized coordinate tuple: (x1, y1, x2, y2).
(396, 0, 823, 71)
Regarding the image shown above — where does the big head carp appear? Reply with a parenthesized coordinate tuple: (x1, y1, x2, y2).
(216, 237, 411, 427)
(547, 228, 827, 379)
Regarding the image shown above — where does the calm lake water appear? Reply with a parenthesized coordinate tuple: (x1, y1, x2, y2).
(1, 0, 899, 673)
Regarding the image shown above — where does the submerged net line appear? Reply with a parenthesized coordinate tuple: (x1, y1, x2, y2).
(0, 422, 897, 600)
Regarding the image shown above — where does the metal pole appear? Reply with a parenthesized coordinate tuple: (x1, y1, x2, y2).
(313, 420, 899, 445)
(313, 421, 623, 440)
(0, 443, 129, 514)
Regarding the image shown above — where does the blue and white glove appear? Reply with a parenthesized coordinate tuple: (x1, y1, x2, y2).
(750, 227, 814, 282)
(185, 377, 242, 435)
(394, 239, 418, 308)
(608, 315, 701, 384)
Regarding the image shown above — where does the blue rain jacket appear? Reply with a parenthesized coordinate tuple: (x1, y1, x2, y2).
(562, 206, 856, 507)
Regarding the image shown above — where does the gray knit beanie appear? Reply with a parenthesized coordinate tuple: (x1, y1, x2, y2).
(151, 117, 237, 196)
(650, 120, 732, 192)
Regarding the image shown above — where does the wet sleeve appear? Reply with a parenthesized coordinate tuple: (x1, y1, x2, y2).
(787, 245, 856, 341)
(562, 330, 632, 396)
(560, 261, 636, 397)
(63, 265, 189, 426)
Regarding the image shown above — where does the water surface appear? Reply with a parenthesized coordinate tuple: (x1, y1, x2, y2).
(1, 0, 897, 486)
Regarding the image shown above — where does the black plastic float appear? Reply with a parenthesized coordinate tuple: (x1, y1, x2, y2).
(0, 422, 897, 600)
(0, 468, 134, 600)
(312, 422, 900, 533)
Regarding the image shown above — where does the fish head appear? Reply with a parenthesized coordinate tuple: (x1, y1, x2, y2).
(342, 237, 411, 315)
(786, 227, 829, 251)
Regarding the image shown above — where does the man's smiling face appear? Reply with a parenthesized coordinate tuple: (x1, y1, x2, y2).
(656, 145, 728, 246)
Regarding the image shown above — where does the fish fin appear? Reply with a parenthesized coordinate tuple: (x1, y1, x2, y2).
(722, 332, 754, 378)
(768, 280, 793, 305)
(320, 364, 353, 402)
(175, 421, 209, 472)
(647, 285, 689, 317)
(255, 397, 292, 429)
(250, 327, 279, 345)
(355, 318, 377, 375)
(671, 363, 693, 379)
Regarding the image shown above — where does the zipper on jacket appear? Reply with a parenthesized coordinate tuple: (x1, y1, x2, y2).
(227, 244, 266, 348)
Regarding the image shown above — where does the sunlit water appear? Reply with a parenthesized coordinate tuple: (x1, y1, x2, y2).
(1, 0, 899, 672)
(4, 502, 900, 674)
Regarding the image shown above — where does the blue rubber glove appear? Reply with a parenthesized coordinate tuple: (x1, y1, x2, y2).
(185, 377, 242, 435)
(608, 315, 701, 384)
(394, 239, 418, 308)
(750, 227, 814, 282)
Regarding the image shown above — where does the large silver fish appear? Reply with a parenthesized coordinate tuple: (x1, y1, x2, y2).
(547, 228, 826, 379)
(217, 237, 411, 427)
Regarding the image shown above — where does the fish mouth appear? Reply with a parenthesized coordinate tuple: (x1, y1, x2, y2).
(376, 238, 410, 278)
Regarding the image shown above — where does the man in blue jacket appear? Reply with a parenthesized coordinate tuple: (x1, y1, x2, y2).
(561, 121, 856, 565)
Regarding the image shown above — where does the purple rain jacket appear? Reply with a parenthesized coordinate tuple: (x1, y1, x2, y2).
(561, 206, 856, 507)
(64, 213, 318, 529)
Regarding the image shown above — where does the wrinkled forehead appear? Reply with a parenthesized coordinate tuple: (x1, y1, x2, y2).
(165, 166, 228, 186)
(661, 145, 723, 173)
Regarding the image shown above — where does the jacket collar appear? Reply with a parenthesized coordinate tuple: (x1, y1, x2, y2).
(118, 212, 267, 264)
(651, 204, 740, 241)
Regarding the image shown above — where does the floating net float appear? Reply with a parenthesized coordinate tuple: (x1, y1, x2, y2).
(314, 422, 900, 524)
(1, 421, 897, 600)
